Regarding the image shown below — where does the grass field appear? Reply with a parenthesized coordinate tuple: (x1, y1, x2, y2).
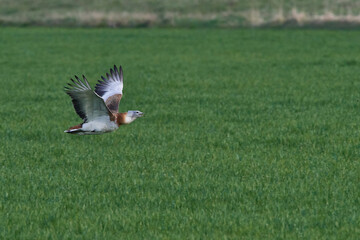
(2, 0, 360, 27)
(0, 27, 359, 239)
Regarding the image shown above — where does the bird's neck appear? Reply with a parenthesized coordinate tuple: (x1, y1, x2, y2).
(116, 112, 133, 126)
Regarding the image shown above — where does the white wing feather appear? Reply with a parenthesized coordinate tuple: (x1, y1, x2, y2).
(95, 65, 123, 102)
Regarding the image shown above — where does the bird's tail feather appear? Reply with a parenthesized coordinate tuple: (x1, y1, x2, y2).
(64, 128, 84, 134)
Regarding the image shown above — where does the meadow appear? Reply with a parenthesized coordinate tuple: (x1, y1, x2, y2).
(2, 0, 360, 27)
(0, 27, 359, 239)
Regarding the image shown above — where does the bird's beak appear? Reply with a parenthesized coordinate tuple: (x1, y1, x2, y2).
(139, 112, 144, 117)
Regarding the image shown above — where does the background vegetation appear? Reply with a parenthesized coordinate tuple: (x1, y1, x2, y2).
(0, 27, 359, 239)
(1, 0, 360, 27)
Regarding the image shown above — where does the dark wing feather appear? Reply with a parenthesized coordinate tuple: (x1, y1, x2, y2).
(64, 75, 112, 122)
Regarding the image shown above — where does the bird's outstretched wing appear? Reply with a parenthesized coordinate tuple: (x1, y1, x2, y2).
(95, 65, 123, 113)
(64, 75, 113, 123)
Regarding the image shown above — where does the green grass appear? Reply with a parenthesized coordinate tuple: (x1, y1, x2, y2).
(0, 27, 359, 239)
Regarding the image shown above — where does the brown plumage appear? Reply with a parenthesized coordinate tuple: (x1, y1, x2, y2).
(116, 112, 128, 126)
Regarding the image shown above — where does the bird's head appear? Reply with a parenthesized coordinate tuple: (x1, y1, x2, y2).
(127, 110, 144, 122)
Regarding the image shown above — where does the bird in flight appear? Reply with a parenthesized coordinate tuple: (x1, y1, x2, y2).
(64, 65, 143, 135)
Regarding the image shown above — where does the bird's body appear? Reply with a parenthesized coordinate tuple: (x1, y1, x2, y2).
(64, 65, 143, 135)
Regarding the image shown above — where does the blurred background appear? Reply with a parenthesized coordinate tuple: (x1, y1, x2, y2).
(1, 0, 360, 28)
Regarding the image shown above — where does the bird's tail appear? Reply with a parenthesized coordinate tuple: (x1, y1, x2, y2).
(64, 128, 84, 134)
